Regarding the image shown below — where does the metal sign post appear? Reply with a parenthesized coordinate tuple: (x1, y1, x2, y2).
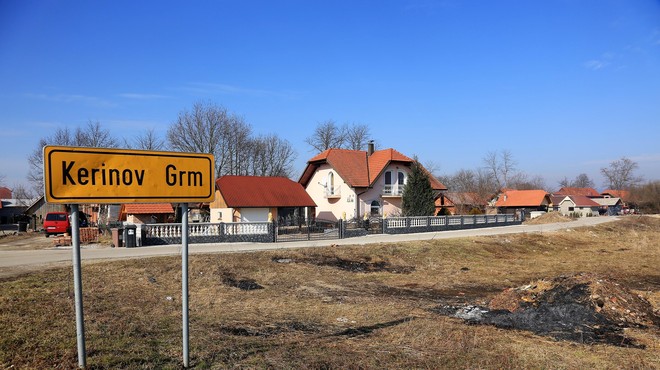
(181, 203, 190, 367)
(42, 146, 214, 368)
(70, 204, 86, 368)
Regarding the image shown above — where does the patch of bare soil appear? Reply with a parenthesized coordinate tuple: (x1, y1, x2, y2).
(524, 212, 573, 225)
(272, 253, 415, 274)
(436, 273, 659, 348)
(0, 232, 54, 250)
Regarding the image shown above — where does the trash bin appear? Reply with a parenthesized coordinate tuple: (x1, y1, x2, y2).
(124, 224, 137, 248)
(111, 228, 123, 248)
(17, 222, 28, 232)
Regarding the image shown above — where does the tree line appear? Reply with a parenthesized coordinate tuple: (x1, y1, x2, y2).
(14, 100, 658, 213)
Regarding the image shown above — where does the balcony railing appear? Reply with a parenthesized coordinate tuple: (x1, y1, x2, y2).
(382, 184, 403, 196)
(324, 187, 341, 199)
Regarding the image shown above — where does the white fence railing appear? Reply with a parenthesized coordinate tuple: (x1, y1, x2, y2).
(385, 214, 518, 229)
(144, 222, 270, 238)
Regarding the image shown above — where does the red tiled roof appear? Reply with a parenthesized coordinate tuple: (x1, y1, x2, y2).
(564, 195, 600, 207)
(495, 190, 549, 207)
(300, 148, 447, 191)
(601, 189, 630, 200)
(0, 187, 11, 199)
(550, 195, 567, 206)
(122, 203, 174, 215)
(216, 176, 316, 208)
(555, 187, 600, 197)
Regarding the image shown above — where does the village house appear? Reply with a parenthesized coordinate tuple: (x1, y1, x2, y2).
(298, 143, 447, 221)
(211, 176, 316, 223)
(119, 203, 175, 224)
(554, 195, 600, 217)
(592, 197, 623, 216)
(493, 189, 551, 217)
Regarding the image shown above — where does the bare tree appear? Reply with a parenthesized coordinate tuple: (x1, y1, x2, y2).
(0, 173, 6, 187)
(600, 157, 643, 190)
(559, 173, 595, 189)
(10, 183, 35, 207)
(304, 120, 346, 152)
(128, 128, 166, 151)
(509, 173, 547, 191)
(27, 121, 118, 194)
(250, 134, 297, 177)
(344, 123, 371, 151)
(573, 173, 595, 188)
(219, 114, 253, 176)
(444, 168, 498, 201)
(630, 180, 660, 213)
(74, 120, 119, 148)
(483, 150, 517, 189)
(167, 101, 254, 177)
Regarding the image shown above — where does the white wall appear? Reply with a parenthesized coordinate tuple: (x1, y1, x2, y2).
(210, 207, 233, 223)
(240, 208, 270, 222)
(305, 164, 357, 221)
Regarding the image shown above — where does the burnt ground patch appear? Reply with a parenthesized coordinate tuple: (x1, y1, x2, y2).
(272, 254, 415, 274)
(216, 321, 319, 337)
(372, 283, 500, 305)
(434, 273, 659, 348)
(220, 272, 264, 291)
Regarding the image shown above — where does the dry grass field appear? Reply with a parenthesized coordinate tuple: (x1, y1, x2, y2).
(1, 216, 658, 369)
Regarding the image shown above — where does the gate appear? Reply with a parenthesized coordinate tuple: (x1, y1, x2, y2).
(275, 218, 340, 242)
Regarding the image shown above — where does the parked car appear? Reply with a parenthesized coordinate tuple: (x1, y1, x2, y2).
(43, 212, 88, 237)
(44, 212, 70, 237)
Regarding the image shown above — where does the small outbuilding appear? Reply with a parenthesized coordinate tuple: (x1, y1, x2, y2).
(494, 189, 551, 217)
(211, 176, 316, 224)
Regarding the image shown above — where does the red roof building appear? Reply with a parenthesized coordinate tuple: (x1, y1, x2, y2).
(0, 187, 12, 199)
(494, 189, 551, 216)
(211, 176, 316, 223)
(556, 195, 601, 217)
(299, 146, 447, 220)
(119, 203, 174, 224)
(555, 187, 600, 197)
(601, 189, 630, 201)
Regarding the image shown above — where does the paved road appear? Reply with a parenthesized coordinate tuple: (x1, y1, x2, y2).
(0, 216, 619, 278)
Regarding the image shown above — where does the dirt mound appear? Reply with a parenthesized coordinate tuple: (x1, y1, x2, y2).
(442, 273, 659, 347)
(489, 273, 659, 328)
(524, 212, 572, 225)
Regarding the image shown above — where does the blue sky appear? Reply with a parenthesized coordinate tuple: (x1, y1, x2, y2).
(1, 0, 659, 191)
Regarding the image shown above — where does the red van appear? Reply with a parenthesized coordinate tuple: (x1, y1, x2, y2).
(43, 212, 70, 237)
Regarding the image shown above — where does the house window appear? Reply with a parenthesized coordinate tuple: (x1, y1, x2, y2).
(397, 171, 405, 186)
(568, 207, 575, 211)
(384, 171, 392, 185)
(327, 172, 335, 195)
(370, 200, 380, 216)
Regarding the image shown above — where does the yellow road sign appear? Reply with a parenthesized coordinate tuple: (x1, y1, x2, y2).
(44, 146, 215, 203)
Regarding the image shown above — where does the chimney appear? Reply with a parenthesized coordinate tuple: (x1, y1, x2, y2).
(367, 140, 375, 156)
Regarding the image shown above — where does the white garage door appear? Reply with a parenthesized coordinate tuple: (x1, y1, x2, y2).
(240, 208, 269, 222)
